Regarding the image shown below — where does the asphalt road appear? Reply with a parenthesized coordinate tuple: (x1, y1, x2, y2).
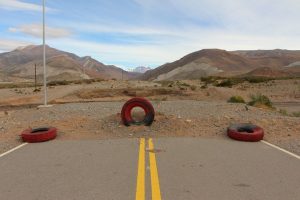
(0, 138, 300, 200)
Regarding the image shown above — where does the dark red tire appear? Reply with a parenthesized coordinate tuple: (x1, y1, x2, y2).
(121, 97, 155, 126)
(227, 123, 264, 142)
(21, 127, 57, 143)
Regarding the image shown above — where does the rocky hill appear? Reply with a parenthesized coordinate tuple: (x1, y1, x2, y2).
(0, 45, 136, 82)
(139, 49, 300, 81)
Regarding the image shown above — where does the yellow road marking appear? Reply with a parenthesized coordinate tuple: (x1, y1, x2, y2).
(136, 138, 145, 200)
(149, 138, 162, 200)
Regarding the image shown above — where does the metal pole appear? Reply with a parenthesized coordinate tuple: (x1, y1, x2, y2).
(42, 0, 47, 105)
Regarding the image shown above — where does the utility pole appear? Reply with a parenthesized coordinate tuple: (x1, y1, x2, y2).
(34, 64, 37, 90)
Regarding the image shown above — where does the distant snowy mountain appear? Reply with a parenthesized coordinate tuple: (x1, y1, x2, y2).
(131, 66, 151, 73)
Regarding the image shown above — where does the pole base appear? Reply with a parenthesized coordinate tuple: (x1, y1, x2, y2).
(37, 105, 53, 108)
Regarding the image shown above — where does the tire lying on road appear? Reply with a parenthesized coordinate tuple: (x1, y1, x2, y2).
(21, 127, 57, 143)
(227, 123, 264, 142)
(121, 97, 155, 126)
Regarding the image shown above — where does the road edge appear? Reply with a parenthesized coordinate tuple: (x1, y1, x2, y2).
(0, 143, 28, 158)
(261, 140, 300, 160)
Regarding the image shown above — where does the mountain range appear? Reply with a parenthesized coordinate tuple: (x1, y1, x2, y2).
(1, 45, 299, 82)
(0, 45, 137, 82)
(139, 49, 300, 81)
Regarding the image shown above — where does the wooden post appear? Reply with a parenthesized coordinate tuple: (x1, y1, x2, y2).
(35, 64, 37, 90)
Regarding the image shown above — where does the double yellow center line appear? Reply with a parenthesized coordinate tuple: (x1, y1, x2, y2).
(136, 138, 162, 200)
(136, 138, 146, 199)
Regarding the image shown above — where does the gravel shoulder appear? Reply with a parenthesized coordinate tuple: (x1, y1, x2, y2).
(0, 100, 299, 155)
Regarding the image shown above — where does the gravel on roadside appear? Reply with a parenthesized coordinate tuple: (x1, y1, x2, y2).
(0, 100, 299, 155)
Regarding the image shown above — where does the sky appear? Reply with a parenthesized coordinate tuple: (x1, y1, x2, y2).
(0, 0, 300, 69)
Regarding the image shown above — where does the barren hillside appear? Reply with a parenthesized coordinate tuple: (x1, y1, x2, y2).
(139, 49, 300, 81)
(0, 45, 136, 81)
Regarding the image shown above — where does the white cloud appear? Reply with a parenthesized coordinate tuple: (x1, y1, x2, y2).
(133, 0, 300, 35)
(9, 24, 72, 38)
(0, 39, 33, 52)
(49, 38, 177, 65)
(60, 0, 300, 50)
(0, 0, 53, 12)
(67, 23, 173, 36)
(48, 28, 300, 68)
(2, 0, 300, 68)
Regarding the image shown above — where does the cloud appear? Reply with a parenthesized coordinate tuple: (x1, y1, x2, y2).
(0, 39, 33, 52)
(67, 23, 173, 36)
(0, 0, 53, 12)
(133, 0, 300, 35)
(2, 0, 300, 68)
(60, 0, 300, 49)
(9, 24, 72, 38)
(46, 24, 300, 68)
(49, 38, 177, 65)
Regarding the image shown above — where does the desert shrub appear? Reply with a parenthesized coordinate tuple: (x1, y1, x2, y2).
(83, 79, 94, 84)
(292, 112, 300, 117)
(15, 89, 23, 94)
(123, 90, 136, 97)
(279, 109, 288, 116)
(153, 88, 183, 95)
(95, 78, 104, 82)
(215, 79, 233, 87)
(248, 93, 273, 108)
(190, 85, 197, 91)
(0, 83, 17, 89)
(73, 80, 82, 84)
(0, 82, 40, 89)
(228, 96, 245, 103)
(75, 78, 103, 83)
(33, 88, 41, 92)
(201, 76, 222, 84)
(200, 84, 208, 89)
(177, 81, 190, 87)
(245, 76, 272, 83)
(73, 79, 93, 84)
(161, 96, 168, 101)
(156, 81, 173, 87)
(48, 80, 70, 86)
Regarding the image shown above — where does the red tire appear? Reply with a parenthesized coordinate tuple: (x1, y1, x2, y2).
(227, 124, 264, 142)
(21, 127, 57, 143)
(121, 97, 155, 126)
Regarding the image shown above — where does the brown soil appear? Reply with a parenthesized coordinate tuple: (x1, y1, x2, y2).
(100, 112, 223, 139)
(0, 100, 299, 155)
(0, 79, 299, 155)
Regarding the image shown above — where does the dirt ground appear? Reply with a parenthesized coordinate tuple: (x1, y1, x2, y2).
(0, 79, 299, 155)
(0, 79, 299, 108)
(0, 100, 299, 155)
